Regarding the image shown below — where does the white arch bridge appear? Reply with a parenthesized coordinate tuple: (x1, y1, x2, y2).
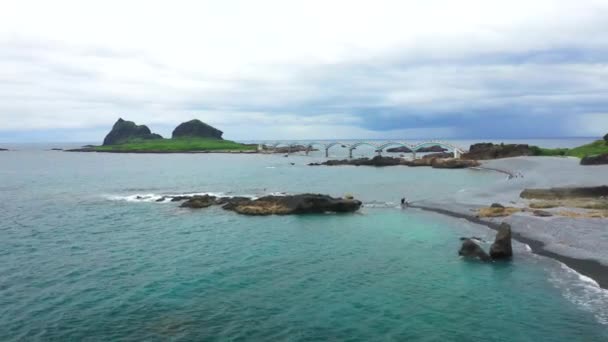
(259, 140, 467, 159)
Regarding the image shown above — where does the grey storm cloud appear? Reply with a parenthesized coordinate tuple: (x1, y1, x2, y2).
(1, 0, 608, 141)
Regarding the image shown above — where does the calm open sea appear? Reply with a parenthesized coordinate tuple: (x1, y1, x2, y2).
(0, 138, 607, 341)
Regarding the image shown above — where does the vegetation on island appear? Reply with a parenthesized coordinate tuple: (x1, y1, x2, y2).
(92, 138, 256, 152)
(71, 118, 255, 153)
(530, 139, 608, 158)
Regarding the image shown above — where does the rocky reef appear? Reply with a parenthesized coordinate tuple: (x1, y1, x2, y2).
(172, 119, 223, 139)
(462, 143, 535, 160)
(580, 153, 608, 165)
(165, 193, 361, 215)
(309, 155, 479, 169)
(458, 223, 513, 261)
(386, 145, 447, 153)
(103, 118, 163, 145)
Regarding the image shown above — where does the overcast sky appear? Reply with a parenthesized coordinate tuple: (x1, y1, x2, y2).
(1, 0, 608, 142)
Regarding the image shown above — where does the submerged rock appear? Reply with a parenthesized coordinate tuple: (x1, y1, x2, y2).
(103, 118, 163, 145)
(580, 153, 608, 165)
(489, 223, 513, 259)
(458, 239, 491, 261)
(172, 119, 223, 139)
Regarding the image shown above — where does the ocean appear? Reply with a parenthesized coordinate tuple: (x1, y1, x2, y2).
(1, 138, 607, 341)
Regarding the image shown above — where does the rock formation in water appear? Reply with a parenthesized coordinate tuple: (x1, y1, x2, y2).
(386, 146, 412, 153)
(532, 210, 553, 217)
(172, 119, 223, 139)
(489, 223, 513, 259)
(462, 143, 535, 160)
(308, 155, 479, 169)
(0, 148, 8, 151)
(174, 193, 361, 215)
(430, 158, 480, 169)
(521, 186, 608, 200)
(458, 239, 491, 261)
(103, 118, 163, 145)
(580, 153, 608, 165)
(386, 146, 447, 153)
(422, 152, 454, 159)
(458, 223, 513, 261)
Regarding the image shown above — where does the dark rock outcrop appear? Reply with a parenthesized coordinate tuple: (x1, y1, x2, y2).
(176, 193, 361, 215)
(489, 223, 513, 259)
(533, 210, 553, 217)
(604, 133, 608, 144)
(462, 143, 535, 160)
(386, 145, 447, 153)
(179, 195, 217, 208)
(103, 118, 163, 145)
(386, 146, 412, 153)
(0, 148, 8, 151)
(267, 145, 316, 154)
(422, 152, 454, 159)
(225, 194, 362, 215)
(521, 186, 608, 199)
(580, 154, 608, 165)
(458, 239, 491, 261)
(429, 158, 480, 169)
(309, 156, 406, 167)
(490, 203, 504, 208)
(172, 119, 223, 140)
(309, 156, 479, 169)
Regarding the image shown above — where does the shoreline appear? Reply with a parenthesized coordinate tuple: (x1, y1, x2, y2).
(410, 203, 608, 289)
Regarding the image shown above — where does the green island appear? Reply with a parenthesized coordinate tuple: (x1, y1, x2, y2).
(69, 118, 256, 153)
(93, 138, 256, 152)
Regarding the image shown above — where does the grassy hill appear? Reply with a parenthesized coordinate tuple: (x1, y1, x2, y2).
(532, 140, 608, 158)
(92, 138, 256, 152)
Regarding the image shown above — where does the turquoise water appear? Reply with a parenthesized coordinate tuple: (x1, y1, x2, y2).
(1, 148, 607, 341)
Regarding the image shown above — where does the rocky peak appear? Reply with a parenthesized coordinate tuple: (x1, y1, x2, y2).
(172, 119, 223, 140)
(102, 118, 163, 145)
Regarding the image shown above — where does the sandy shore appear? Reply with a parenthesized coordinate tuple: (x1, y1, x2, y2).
(413, 156, 608, 289)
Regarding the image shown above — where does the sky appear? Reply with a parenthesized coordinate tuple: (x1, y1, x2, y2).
(1, 0, 608, 142)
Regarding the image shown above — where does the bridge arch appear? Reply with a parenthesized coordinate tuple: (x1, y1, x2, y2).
(304, 142, 327, 155)
(347, 142, 381, 158)
(323, 142, 351, 157)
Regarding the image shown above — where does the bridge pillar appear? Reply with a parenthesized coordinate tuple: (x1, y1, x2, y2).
(325, 148, 329, 158)
(412, 152, 417, 160)
(349, 148, 353, 158)
(454, 149, 461, 159)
